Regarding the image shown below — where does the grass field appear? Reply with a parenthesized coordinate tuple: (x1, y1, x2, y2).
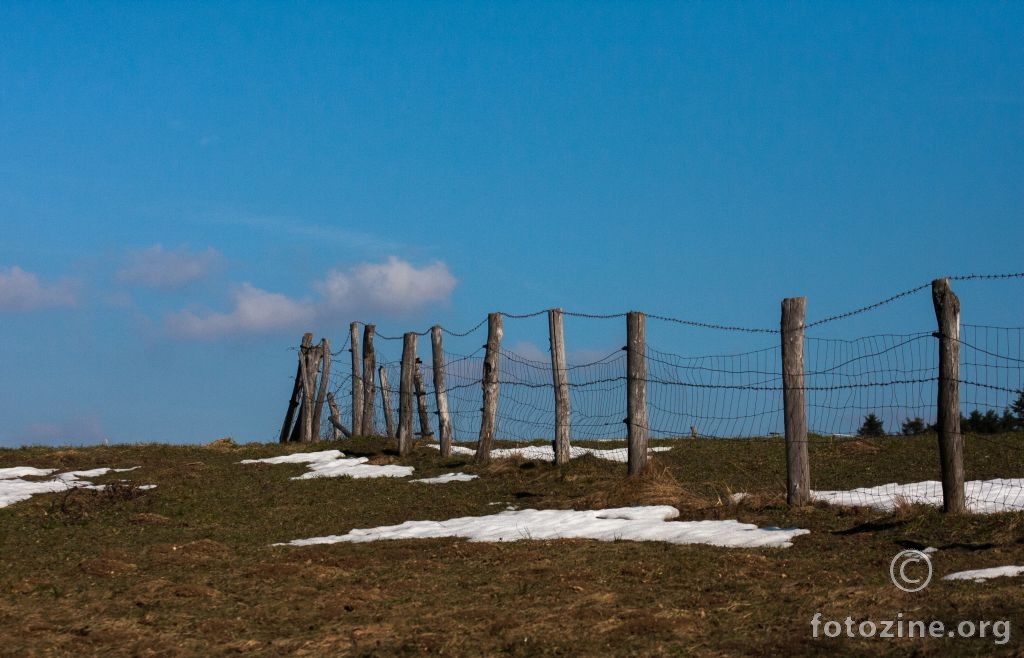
(1, 434, 1022, 656)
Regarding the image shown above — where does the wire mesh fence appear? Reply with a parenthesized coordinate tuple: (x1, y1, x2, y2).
(298, 274, 1023, 512)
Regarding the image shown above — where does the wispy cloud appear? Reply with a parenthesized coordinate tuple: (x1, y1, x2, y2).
(0, 265, 78, 312)
(221, 216, 402, 253)
(165, 256, 457, 339)
(117, 244, 221, 289)
(18, 414, 107, 446)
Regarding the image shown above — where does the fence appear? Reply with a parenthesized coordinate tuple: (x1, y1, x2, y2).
(279, 274, 1024, 513)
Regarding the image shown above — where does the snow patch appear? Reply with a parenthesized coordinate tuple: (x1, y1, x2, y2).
(410, 473, 479, 484)
(240, 450, 414, 479)
(0, 467, 147, 508)
(811, 478, 1024, 513)
(429, 444, 671, 463)
(276, 505, 809, 548)
(943, 565, 1024, 583)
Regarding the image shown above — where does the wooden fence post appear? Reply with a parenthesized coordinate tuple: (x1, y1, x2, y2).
(414, 358, 434, 441)
(474, 313, 503, 464)
(361, 324, 376, 436)
(327, 392, 351, 439)
(310, 338, 331, 441)
(398, 333, 416, 456)
(431, 326, 453, 457)
(298, 340, 318, 442)
(549, 309, 571, 465)
(350, 322, 363, 436)
(932, 278, 965, 514)
(280, 332, 313, 442)
(626, 312, 649, 475)
(379, 366, 395, 439)
(781, 297, 810, 505)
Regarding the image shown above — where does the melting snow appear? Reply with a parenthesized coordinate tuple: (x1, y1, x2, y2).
(0, 467, 146, 508)
(240, 450, 414, 479)
(428, 444, 671, 463)
(811, 478, 1024, 513)
(943, 565, 1024, 583)
(276, 505, 809, 548)
(410, 473, 479, 484)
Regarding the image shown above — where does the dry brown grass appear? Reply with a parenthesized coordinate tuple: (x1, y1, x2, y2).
(0, 436, 1021, 657)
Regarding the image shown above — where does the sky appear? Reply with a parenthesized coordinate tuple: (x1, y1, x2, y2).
(1, 2, 1022, 447)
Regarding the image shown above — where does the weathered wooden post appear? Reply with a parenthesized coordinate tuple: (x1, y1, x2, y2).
(474, 313, 503, 464)
(350, 322, 363, 436)
(361, 325, 376, 436)
(549, 309, 571, 465)
(379, 366, 396, 439)
(326, 392, 348, 439)
(626, 312, 649, 475)
(414, 358, 434, 441)
(932, 278, 965, 514)
(431, 325, 453, 457)
(397, 333, 416, 456)
(310, 338, 331, 441)
(280, 332, 313, 443)
(298, 339, 318, 442)
(781, 297, 810, 505)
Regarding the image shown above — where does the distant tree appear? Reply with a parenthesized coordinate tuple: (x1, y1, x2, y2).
(858, 413, 885, 437)
(901, 417, 926, 435)
(960, 407, 1019, 434)
(1012, 390, 1024, 429)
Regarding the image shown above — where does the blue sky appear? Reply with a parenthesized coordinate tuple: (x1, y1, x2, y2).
(1, 2, 1021, 446)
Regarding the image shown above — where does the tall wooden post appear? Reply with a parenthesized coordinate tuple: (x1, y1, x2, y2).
(626, 312, 649, 475)
(310, 338, 331, 442)
(781, 297, 810, 505)
(397, 333, 416, 456)
(549, 309, 571, 465)
(280, 332, 313, 442)
(431, 326, 453, 457)
(414, 358, 434, 441)
(299, 340, 318, 442)
(350, 322, 363, 436)
(474, 313, 503, 464)
(361, 325, 376, 436)
(379, 366, 395, 439)
(932, 278, 965, 514)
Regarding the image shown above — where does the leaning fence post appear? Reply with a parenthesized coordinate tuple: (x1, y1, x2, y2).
(379, 366, 396, 439)
(626, 312, 649, 475)
(350, 322, 363, 436)
(361, 324, 376, 436)
(549, 309, 571, 465)
(327, 392, 351, 439)
(310, 338, 331, 441)
(398, 333, 416, 456)
(280, 332, 313, 442)
(474, 313, 503, 464)
(932, 278, 965, 514)
(781, 297, 810, 505)
(431, 325, 453, 457)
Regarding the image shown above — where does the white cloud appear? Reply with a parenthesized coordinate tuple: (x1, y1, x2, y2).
(166, 283, 316, 338)
(117, 244, 221, 289)
(318, 256, 457, 315)
(165, 257, 457, 340)
(0, 265, 78, 311)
